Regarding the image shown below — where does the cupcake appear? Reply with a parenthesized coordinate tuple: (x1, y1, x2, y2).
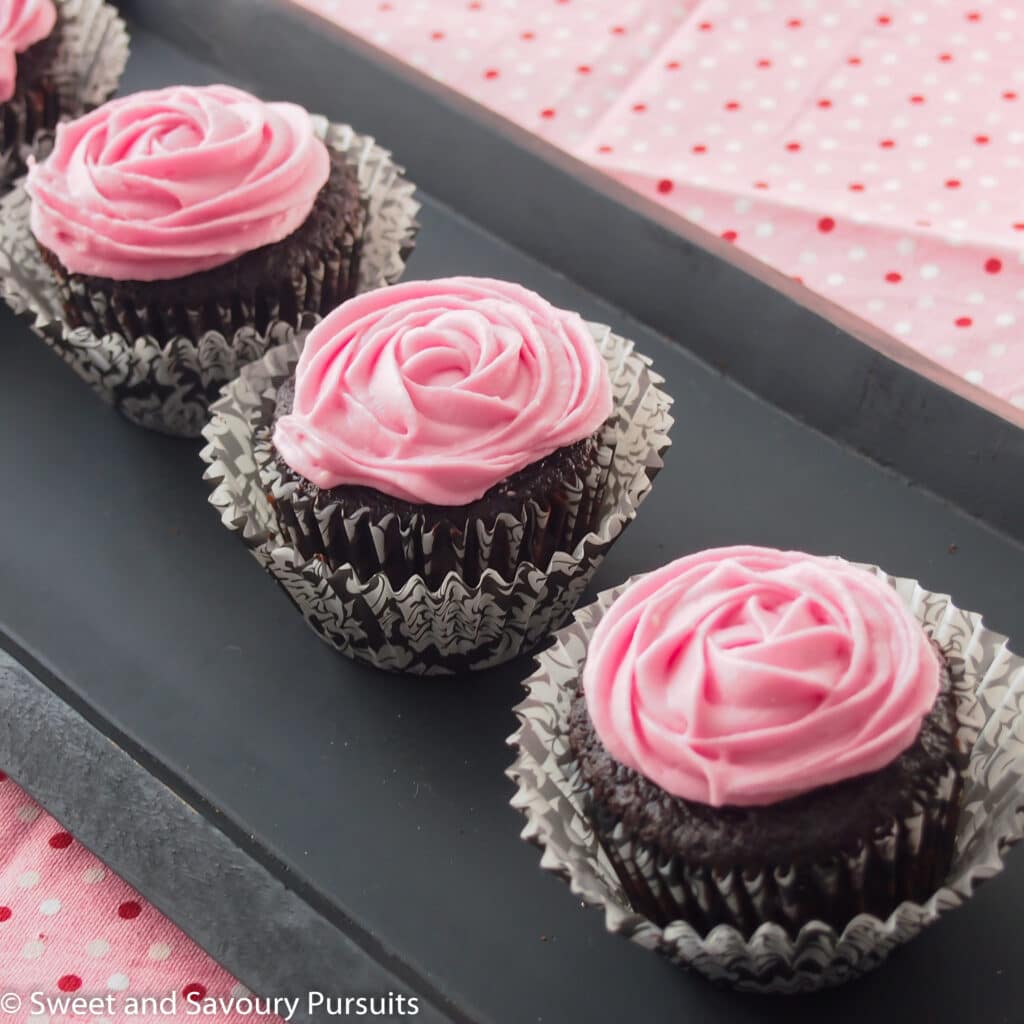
(26, 83, 366, 343)
(567, 546, 966, 936)
(267, 277, 614, 591)
(3, 82, 418, 435)
(201, 278, 673, 673)
(0, 0, 127, 186)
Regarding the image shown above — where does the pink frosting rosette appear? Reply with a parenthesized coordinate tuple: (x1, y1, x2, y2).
(0, 0, 56, 102)
(26, 83, 330, 281)
(583, 545, 941, 807)
(273, 277, 614, 507)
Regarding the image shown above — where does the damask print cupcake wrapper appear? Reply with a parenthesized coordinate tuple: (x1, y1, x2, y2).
(0, 117, 419, 437)
(507, 567, 1022, 993)
(0, 0, 128, 186)
(199, 323, 673, 675)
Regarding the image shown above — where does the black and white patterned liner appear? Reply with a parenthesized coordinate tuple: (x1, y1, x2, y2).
(0, 118, 420, 437)
(506, 566, 1023, 993)
(199, 324, 673, 675)
(0, 0, 129, 187)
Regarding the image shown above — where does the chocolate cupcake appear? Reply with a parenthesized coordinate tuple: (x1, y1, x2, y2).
(566, 546, 966, 936)
(201, 283, 672, 673)
(265, 277, 615, 592)
(1, 0, 127, 186)
(26, 83, 366, 342)
(1, 0, 58, 174)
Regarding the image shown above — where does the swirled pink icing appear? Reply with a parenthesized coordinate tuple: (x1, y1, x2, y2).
(582, 546, 940, 807)
(26, 84, 330, 281)
(273, 277, 614, 506)
(0, 0, 56, 103)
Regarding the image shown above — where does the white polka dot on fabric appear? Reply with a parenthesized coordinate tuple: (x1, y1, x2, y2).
(38, 898, 61, 916)
(107, 973, 130, 991)
(87, 938, 111, 958)
(82, 866, 105, 884)
(17, 805, 41, 823)
(22, 939, 45, 960)
(148, 942, 172, 961)
(17, 870, 40, 889)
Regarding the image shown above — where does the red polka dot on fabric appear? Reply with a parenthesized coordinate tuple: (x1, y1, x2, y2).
(576, 64, 591, 75)
(0, 907, 12, 923)
(721, 230, 738, 242)
(483, 68, 499, 79)
(877, 14, 892, 26)
(786, 18, 802, 29)
(48, 832, 73, 850)
(118, 900, 142, 920)
(430, 30, 444, 40)
(955, 317, 973, 328)
(985, 258, 1002, 274)
(540, 108, 556, 119)
(945, 179, 962, 189)
(183, 984, 208, 1001)
(1003, 91, 1018, 101)
(817, 217, 836, 233)
(885, 272, 903, 283)
(0, 772, 7, 782)
(57, 975, 82, 993)
(692, 143, 707, 154)
(656, 179, 674, 194)
(785, 141, 802, 152)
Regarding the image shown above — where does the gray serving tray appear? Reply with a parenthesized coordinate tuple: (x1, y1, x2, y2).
(1, 7, 1022, 1024)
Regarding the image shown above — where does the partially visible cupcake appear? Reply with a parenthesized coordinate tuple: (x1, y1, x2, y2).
(1, 0, 58, 173)
(26, 83, 366, 342)
(0, 0, 127, 186)
(267, 277, 615, 590)
(567, 546, 966, 935)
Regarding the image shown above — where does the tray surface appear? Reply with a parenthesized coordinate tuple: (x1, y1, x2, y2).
(2, 17, 1024, 1024)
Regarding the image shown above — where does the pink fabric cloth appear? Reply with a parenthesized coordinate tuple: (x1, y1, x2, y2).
(296, 0, 1024, 408)
(0, 772, 278, 1023)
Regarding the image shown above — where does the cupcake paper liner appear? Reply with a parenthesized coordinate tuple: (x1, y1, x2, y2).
(199, 323, 673, 675)
(506, 566, 1023, 993)
(0, 117, 419, 437)
(0, 0, 128, 188)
